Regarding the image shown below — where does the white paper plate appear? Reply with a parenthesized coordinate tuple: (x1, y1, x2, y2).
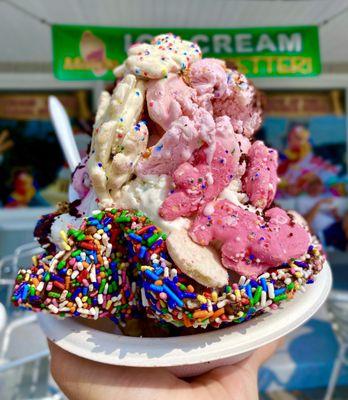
(38, 262, 332, 377)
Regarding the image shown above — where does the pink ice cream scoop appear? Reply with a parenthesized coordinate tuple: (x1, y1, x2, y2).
(146, 74, 196, 131)
(215, 116, 235, 152)
(213, 69, 262, 137)
(187, 58, 229, 113)
(189, 200, 311, 277)
(188, 58, 229, 99)
(71, 155, 91, 199)
(193, 107, 216, 163)
(136, 116, 201, 177)
(159, 140, 240, 220)
(242, 141, 278, 209)
(137, 107, 216, 177)
(215, 116, 250, 161)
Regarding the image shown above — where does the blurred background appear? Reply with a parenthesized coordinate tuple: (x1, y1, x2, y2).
(0, 0, 348, 399)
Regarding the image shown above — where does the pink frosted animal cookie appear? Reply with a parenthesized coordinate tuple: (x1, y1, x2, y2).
(159, 141, 240, 220)
(189, 200, 311, 277)
(243, 141, 278, 209)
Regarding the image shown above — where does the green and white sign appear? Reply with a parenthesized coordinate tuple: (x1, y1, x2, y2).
(52, 25, 321, 80)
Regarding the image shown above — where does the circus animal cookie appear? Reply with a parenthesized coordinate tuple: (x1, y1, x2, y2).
(242, 141, 278, 209)
(114, 34, 202, 79)
(190, 200, 311, 277)
(159, 141, 240, 220)
(88, 74, 148, 207)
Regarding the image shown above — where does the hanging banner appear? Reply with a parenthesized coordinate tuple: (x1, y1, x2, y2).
(52, 25, 321, 80)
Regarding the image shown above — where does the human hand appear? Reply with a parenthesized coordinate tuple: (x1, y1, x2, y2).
(49, 338, 281, 400)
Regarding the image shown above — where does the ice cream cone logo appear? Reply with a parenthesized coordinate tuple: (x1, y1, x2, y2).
(80, 31, 107, 76)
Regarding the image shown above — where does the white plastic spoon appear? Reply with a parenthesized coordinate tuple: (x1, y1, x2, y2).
(48, 95, 81, 172)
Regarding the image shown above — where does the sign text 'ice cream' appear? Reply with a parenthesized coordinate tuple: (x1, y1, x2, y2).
(52, 25, 320, 80)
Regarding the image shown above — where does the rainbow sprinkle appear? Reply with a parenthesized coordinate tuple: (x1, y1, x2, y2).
(12, 209, 325, 330)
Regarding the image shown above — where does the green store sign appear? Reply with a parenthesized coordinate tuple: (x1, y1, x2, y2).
(52, 25, 321, 80)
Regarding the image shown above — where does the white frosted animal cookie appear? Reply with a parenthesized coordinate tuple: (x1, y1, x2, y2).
(166, 229, 229, 288)
(114, 33, 202, 80)
(88, 74, 148, 207)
